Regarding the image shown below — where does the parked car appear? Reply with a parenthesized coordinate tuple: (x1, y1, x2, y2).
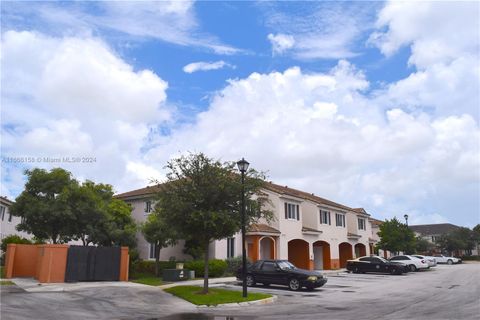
(389, 255, 429, 271)
(413, 255, 437, 267)
(346, 256, 406, 275)
(236, 259, 327, 291)
(433, 254, 461, 265)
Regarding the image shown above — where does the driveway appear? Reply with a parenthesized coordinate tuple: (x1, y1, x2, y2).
(1, 279, 196, 320)
(1, 264, 479, 320)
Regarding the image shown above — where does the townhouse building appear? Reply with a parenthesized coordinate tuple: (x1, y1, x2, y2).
(0, 196, 31, 242)
(116, 182, 383, 270)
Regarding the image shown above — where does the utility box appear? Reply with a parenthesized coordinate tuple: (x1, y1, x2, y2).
(163, 269, 189, 281)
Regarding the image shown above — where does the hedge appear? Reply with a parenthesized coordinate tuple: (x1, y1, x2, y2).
(130, 260, 179, 277)
(184, 259, 228, 278)
(461, 255, 480, 261)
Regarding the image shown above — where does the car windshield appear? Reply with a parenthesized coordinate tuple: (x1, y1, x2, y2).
(277, 261, 296, 270)
(376, 257, 388, 263)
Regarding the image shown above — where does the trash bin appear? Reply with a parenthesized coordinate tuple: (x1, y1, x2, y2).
(188, 270, 195, 279)
(163, 269, 188, 281)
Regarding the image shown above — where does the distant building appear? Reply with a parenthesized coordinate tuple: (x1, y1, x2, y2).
(0, 196, 31, 241)
(410, 223, 478, 256)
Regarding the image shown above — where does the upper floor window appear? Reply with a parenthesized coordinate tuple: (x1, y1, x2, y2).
(149, 243, 158, 259)
(335, 213, 346, 227)
(0, 206, 5, 221)
(358, 218, 366, 230)
(227, 237, 235, 258)
(145, 200, 152, 214)
(284, 203, 300, 221)
(320, 210, 331, 225)
(7, 212, 12, 223)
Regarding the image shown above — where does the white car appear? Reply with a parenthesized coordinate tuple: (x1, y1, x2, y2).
(413, 255, 437, 267)
(389, 255, 430, 271)
(433, 254, 461, 265)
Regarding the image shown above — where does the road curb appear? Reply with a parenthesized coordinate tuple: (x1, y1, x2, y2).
(197, 295, 278, 308)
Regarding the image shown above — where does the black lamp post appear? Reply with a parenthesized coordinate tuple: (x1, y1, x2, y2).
(404, 214, 409, 226)
(237, 157, 249, 298)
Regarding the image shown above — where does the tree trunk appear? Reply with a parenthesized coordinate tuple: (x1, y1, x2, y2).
(202, 241, 210, 294)
(155, 243, 161, 277)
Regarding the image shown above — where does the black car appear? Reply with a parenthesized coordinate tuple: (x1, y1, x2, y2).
(346, 256, 407, 275)
(237, 259, 327, 291)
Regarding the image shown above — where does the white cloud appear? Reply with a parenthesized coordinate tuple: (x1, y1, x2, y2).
(144, 63, 479, 226)
(260, 2, 379, 59)
(183, 61, 235, 74)
(1, 31, 170, 194)
(267, 33, 295, 55)
(1, 1, 240, 55)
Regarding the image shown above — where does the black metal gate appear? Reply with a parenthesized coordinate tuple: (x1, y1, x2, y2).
(65, 246, 121, 282)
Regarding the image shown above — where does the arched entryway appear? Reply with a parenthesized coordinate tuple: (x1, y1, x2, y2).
(339, 242, 353, 268)
(259, 237, 275, 260)
(313, 241, 331, 270)
(354, 243, 367, 258)
(288, 239, 309, 270)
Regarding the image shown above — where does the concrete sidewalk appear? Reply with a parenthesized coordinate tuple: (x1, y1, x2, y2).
(10, 277, 148, 292)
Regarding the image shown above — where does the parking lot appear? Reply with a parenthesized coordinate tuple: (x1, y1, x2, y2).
(1, 263, 479, 320)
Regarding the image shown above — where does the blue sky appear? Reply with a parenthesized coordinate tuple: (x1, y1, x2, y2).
(1, 1, 479, 227)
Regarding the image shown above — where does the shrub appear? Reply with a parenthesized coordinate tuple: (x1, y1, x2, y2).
(225, 256, 244, 276)
(461, 255, 480, 261)
(184, 259, 228, 278)
(130, 260, 178, 277)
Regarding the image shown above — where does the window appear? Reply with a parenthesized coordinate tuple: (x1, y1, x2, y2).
(145, 201, 152, 214)
(149, 243, 158, 259)
(335, 213, 346, 227)
(261, 261, 276, 271)
(359, 257, 371, 262)
(358, 218, 366, 230)
(320, 210, 331, 225)
(8, 211, 12, 222)
(0, 206, 5, 221)
(284, 203, 300, 220)
(227, 238, 235, 258)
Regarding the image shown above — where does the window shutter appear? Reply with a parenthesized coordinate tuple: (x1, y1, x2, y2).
(285, 203, 288, 219)
(296, 205, 300, 220)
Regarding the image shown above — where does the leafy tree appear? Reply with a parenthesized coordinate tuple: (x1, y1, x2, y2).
(10, 168, 77, 243)
(436, 227, 474, 256)
(155, 153, 273, 293)
(182, 237, 205, 260)
(89, 199, 137, 248)
(415, 236, 435, 254)
(376, 217, 416, 255)
(472, 224, 480, 255)
(141, 212, 177, 276)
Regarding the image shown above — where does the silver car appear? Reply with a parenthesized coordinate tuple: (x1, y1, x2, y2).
(413, 255, 437, 267)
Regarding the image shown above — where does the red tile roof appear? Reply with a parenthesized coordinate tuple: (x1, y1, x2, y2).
(247, 223, 281, 234)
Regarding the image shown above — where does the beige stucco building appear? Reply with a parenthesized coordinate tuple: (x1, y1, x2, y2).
(116, 182, 385, 270)
(0, 196, 31, 242)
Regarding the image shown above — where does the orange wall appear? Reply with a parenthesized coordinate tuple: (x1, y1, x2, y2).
(330, 259, 340, 269)
(119, 247, 129, 281)
(36, 245, 69, 283)
(288, 240, 310, 270)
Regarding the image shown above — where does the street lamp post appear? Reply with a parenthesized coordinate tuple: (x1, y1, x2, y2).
(237, 158, 249, 298)
(404, 214, 409, 226)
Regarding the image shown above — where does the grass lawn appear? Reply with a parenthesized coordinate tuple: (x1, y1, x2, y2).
(165, 285, 272, 306)
(0, 280, 14, 286)
(130, 273, 164, 286)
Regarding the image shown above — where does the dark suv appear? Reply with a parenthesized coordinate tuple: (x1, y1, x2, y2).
(237, 259, 327, 291)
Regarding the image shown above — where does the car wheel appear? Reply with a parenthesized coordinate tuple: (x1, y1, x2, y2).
(288, 278, 301, 291)
(409, 264, 417, 272)
(390, 268, 398, 275)
(246, 275, 256, 287)
(447, 259, 453, 265)
(353, 267, 359, 274)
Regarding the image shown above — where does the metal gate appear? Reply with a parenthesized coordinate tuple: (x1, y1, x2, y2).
(65, 246, 121, 282)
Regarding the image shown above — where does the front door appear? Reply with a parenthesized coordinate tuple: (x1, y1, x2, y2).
(314, 246, 323, 270)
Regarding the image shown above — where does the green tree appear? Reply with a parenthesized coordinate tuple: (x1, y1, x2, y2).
(472, 224, 480, 255)
(155, 153, 273, 293)
(10, 168, 77, 243)
(182, 237, 205, 260)
(89, 199, 137, 248)
(141, 212, 177, 276)
(415, 236, 435, 254)
(436, 227, 474, 256)
(376, 217, 416, 255)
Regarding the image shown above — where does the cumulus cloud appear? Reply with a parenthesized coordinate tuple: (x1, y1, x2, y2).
(1, 31, 170, 194)
(144, 62, 479, 226)
(183, 60, 235, 74)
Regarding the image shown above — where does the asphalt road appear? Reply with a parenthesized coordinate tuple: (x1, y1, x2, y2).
(1, 264, 479, 320)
